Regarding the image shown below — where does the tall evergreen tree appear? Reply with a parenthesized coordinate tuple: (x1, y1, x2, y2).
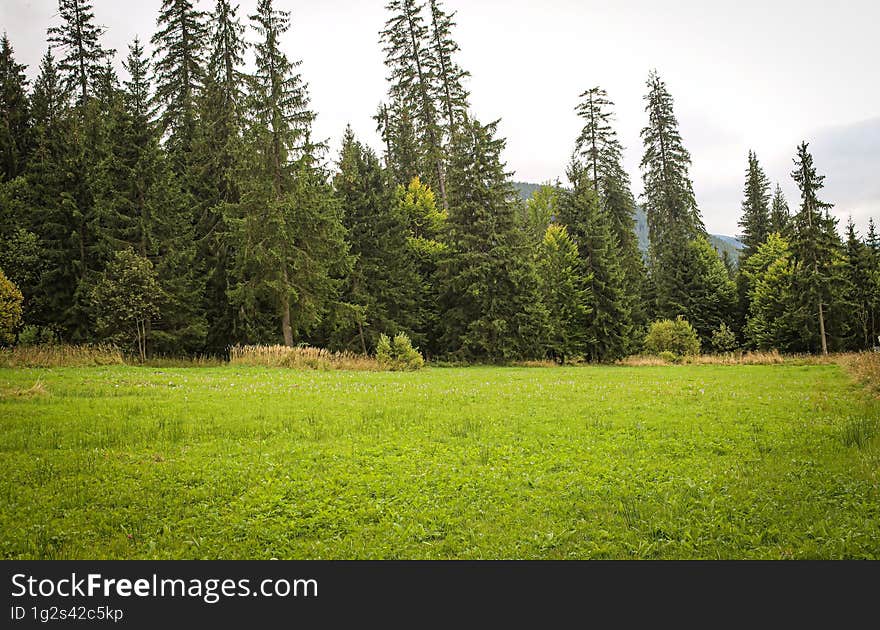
(536, 224, 592, 362)
(769, 183, 791, 234)
(557, 162, 632, 361)
(738, 150, 772, 259)
(331, 128, 422, 352)
(640, 70, 705, 257)
(425, 0, 469, 135)
(229, 0, 349, 347)
(574, 86, 646, 334)
(0, 34, 31, 181)
(438, 118, 548, 360)
(193, 0, 248, 353)
(789, 142, 838, 355)
(150, 0, 207, 156)
(380, 0, 448, 209)
(46, 0, 113, 105)
(842, 217, 874, 349)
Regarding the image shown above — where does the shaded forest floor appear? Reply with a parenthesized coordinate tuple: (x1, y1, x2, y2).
(1, 362, 878, 559)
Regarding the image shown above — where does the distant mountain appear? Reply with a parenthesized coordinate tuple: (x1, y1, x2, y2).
(511, 181, 744, 263)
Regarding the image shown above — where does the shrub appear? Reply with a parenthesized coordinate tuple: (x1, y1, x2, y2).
(0, 267, 23, 346)
(658, 350, 678, 364)
(644, 317, 701, 357)
(17, 325, 58, 346)
(376, 332, 424, 370)
(711, 323, 738, 353)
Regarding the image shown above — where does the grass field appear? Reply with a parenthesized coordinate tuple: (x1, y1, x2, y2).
(1, 363, 878, 559)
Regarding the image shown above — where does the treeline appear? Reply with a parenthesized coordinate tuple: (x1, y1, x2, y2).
(1, 0, 878, 361)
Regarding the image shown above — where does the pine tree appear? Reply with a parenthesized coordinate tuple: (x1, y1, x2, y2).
(332, 128, 422, 352)
(738, 150, 772, 259)
(574, 86, 646, 334)
(23, 51, 81, 337)
(557, 162, 632, 361)
(536, 223, 592, 362)
(380, 0, 448, 209)
(743, 233, 802, 350)
(150, 0, 207, 156)
(437, 118, 548, 360)
(866, 218, 880, 346)
(789, 142, 838, 355)
(640, 70, 705, 256)
(46, 0, 113, 105)
(193, 0, 248, 353)
(842, 217, 874, 349)
(375, 98, 421, 186)
(0, 34, 31, 181)
(229, 0, 349, 347)
(769, 183, 790, 234)
(425, 0, 469, 135)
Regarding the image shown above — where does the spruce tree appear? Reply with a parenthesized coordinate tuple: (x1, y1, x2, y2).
(425, 0, 469, 135)
(789, 142, 838, 355)
(46, 0, 113, 105)
(742, 233, 801, 350)
(375, 98, 421, 186)
(0, 34, 31, 181)
(23, 51, 80, 337)
(769, 183, 791, 234)
(332, 128, 422, 352)
(640, 70, 705, 255)
(380, 0, 448, 209)
(842, 217, 874, 349)
(437, 118, 548, 360)
(229, 0, 349, 347)
(738, 150, 772, 259)
(574, 86, 646, 334)
(557, 162, 632, 361)
(536, 224, 592, 362)
(150, 0, 207, 156)
(193, 0, 248, 353)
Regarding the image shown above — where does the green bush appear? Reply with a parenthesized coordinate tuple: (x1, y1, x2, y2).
(658, 350, 678, 364)
(644, 317, 701, 357)
(376, 332, 424, 370)
(0, 267, 23, 346)
(17, 325, 58, 347)
(711, 322, 738, 353)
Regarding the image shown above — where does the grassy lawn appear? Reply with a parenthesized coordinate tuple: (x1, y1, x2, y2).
(1, 364, 878, 559)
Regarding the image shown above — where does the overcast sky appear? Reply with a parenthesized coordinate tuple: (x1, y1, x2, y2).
(2, 0, 878, 236)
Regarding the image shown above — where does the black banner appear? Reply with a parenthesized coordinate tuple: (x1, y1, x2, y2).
(2, 560, 876, 627)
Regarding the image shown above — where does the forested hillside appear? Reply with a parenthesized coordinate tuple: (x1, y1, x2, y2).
(1, 0, 878, 361)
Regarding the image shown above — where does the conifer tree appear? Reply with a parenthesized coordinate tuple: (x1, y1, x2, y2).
(640, 70, 705, 255)
(574, 86, 646, 332)
(842, 217, 874, 349)
(738, 150, 772, 259)
(229, 0, 349, 347)
(536, 223, 592, 362)
(743, 233, 801, 350)
(23, 51, 80, 336)
(789, 142, 838, 355)
(150, 0, 207, 156)
(380, 0, 448, 209)
(332, 128, 422, 352)
(0, 34, 31, 181)
(769, 183, 791, 234)
(46, 0, 113, 105)
(557, 162, 632, 361)
(193, 0, 248, 353)
(375, 98, 421, 186)
(425, 0, 469, 135)
(437, 118, 548, 360)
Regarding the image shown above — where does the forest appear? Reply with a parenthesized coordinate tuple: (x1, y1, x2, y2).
(2, 0, 879, 362)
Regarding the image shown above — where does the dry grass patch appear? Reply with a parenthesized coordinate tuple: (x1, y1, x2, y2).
(230, 345, 380, 371)
(0, 379, 48, 399)
(840, 352, 880, 397)
(0, 344, 123, 368)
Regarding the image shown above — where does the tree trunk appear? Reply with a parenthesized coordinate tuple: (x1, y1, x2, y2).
(281, 267, 294, 347)
(818, 301, 828, 355)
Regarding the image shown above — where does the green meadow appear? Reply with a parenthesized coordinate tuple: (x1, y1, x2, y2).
(1, 364, 878, 559)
